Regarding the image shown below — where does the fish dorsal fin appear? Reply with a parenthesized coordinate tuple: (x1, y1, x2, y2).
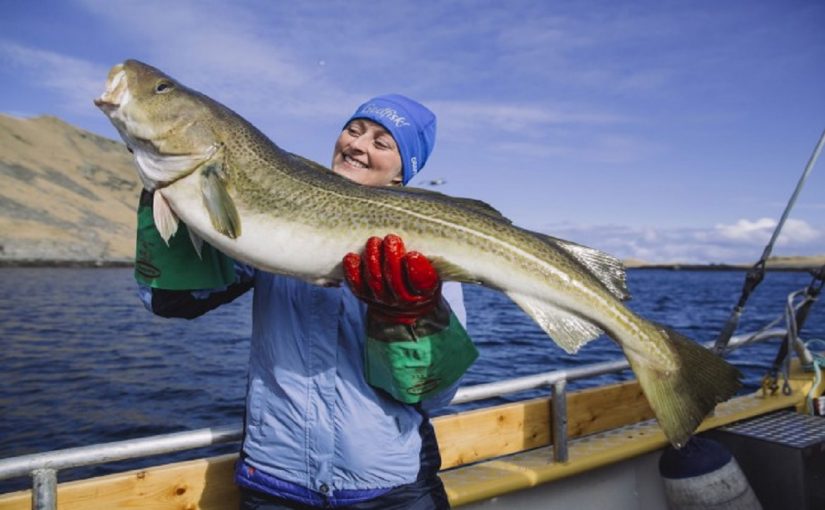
(288, 152, 329, 174)
(153, 192, 179, 244)
(506, 291, 604, 354)
(537, 234, 630, 301)
(200, 149, 241, 239)
(398, 187, 512, 224)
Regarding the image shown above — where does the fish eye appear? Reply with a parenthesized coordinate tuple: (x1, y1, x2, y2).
(155, 80, 174, 94)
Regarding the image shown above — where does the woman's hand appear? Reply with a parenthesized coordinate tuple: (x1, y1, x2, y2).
(343, 234, 441, 325)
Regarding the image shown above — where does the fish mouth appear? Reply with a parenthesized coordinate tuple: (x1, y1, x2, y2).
(94, 63, 128, 113)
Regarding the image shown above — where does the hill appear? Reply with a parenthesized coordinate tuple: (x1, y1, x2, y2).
(0, 113, 140, 264)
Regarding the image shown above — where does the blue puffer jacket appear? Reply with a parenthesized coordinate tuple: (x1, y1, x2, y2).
(141, 266, 466, 507)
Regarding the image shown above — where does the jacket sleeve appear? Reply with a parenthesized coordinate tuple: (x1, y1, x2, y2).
(138, 262, 255, 319)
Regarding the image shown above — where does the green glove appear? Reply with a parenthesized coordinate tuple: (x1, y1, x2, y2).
(364, 305, 478, 404)
(134, 191, 236, 290)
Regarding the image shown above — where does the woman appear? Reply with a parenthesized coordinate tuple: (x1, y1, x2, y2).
(136, 94, 477, 509)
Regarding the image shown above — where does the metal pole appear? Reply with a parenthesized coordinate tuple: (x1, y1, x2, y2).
(713, 127, 825, 354)
(32, 468, 56, 510)
(0, 424, 242, 481)
(552, 379, 568, 463)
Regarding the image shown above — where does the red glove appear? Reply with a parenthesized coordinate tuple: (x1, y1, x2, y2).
(343, 234, 441, 325)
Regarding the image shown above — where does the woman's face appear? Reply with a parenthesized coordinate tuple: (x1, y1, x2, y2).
(331, 119, 403, 187)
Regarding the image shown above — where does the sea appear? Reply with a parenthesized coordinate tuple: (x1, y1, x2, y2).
(1, 267, 823, 492)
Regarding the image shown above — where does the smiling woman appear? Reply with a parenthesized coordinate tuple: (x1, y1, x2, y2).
(331, 119, 403, 186)
(331, 94, 437, 187)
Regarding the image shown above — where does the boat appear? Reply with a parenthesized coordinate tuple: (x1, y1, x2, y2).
(2, 130, 823, 510)
(1, 291, 823, 510)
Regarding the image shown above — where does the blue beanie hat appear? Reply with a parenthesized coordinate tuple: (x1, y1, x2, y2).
(346, 94, 436, 184)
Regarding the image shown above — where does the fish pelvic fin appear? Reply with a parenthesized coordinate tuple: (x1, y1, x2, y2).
(506, 292, 603, 353)
(153, 192, 179, 244)
(537, 234, 630, 301)
(626, 325, 742, 448)
(428, 257, 481, 284)
(200, 154, 241, 239)
(187, 228, 204, 259)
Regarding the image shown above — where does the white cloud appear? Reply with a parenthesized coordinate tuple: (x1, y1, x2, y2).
(715, 218, 821, 245)
(715, 218, 775, 242)
(541, 218, 824, 264)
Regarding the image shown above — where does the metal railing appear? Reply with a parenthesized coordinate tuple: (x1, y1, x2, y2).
(0, 328, 793, 509)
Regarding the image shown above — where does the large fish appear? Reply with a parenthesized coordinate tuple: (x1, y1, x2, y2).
(95, 60, 740, 448)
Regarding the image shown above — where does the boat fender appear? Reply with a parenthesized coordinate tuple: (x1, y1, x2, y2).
(658, 436, 761, 510)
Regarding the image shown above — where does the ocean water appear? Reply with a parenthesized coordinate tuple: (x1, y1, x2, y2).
(0, 267, 823, 491)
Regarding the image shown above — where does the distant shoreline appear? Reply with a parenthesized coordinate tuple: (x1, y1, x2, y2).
(629, 264, 820, 273)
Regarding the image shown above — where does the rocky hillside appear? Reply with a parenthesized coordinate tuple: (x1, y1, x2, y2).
(0, 114, 141, 264)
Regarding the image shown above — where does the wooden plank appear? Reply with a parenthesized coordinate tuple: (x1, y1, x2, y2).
(434, 379, 652, 469)
(567, 381, 654, 437)
(434, 398, 551, 469)
(0, 454, 239, 510)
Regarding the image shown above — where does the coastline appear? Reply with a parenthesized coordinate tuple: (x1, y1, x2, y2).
(628, 264, 821, 273)
(624, 255, 825, 273)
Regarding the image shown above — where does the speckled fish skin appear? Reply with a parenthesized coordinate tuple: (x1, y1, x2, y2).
(96, 60, 741, 448)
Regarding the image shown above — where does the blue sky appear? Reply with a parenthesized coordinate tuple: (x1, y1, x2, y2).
(2, 0, 823, 263)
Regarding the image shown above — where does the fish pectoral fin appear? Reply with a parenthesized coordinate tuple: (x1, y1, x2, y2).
(200, 154, 241, 239)
(537, 234, 630, 301)
(428, 257, 481, 284)
(153, 192, 179, 244)
(506, 292, 603, 354)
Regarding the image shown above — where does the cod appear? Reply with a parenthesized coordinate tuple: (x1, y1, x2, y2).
(95, 60, 740, 448)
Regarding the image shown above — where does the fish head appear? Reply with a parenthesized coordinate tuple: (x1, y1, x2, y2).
(94, 59, 219, 191)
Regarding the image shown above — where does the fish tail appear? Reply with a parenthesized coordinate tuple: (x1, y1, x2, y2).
(625, 325, 742, 448)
